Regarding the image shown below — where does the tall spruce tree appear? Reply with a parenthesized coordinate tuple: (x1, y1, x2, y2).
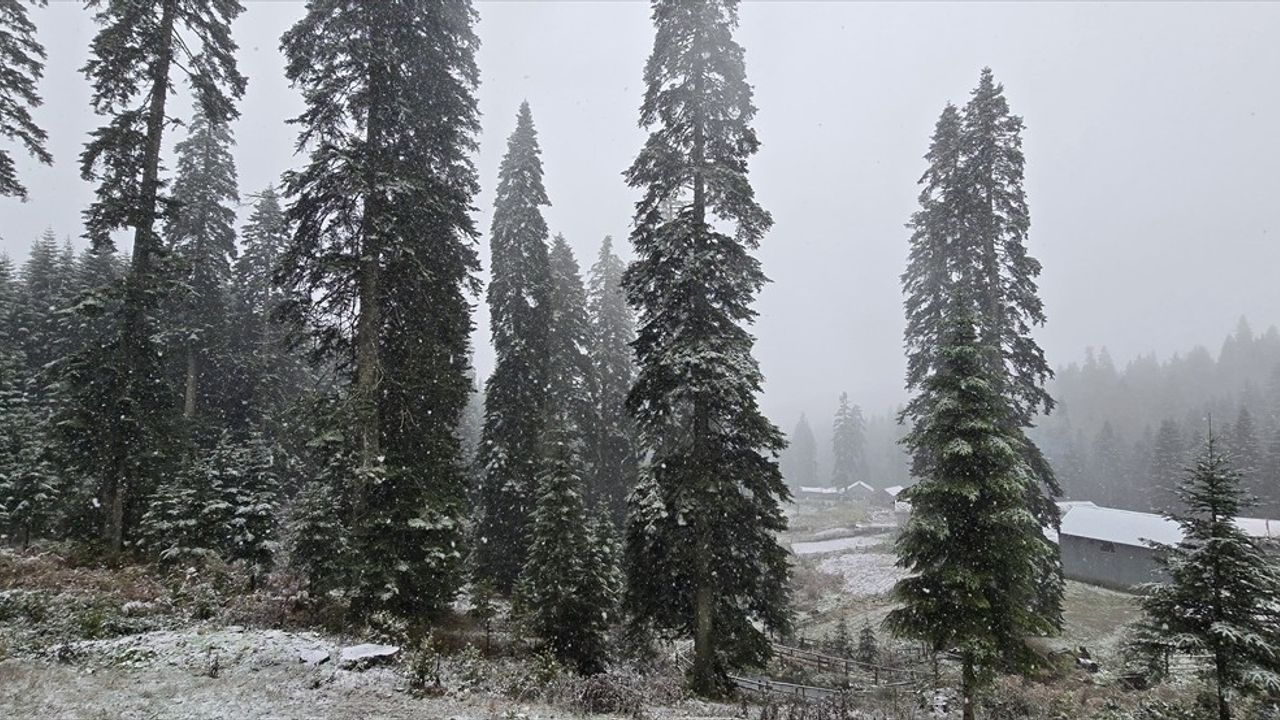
(901, 69, 1063, 627)
(546, 235, 598, 469)
(586, 236, 638, 525)
(1149, 419, 1185, 511)
(622, 0, 791, 695)
(280, 0, 481, 618)
(472, 102, 554, 593)
(232, 186, 304, 439)
(888, 303, 1056, 720)
(830, 394, 867, 488)
(0, 0, 52, 199)
(164, 107, 239, 427)
(1227, 406, 1262, 504)
(279, 0, 480, 618)
(16, 229, 70, 376)
(783, 413, 818, 489)
(514, 421, 613, 675)
(1137, 431, 1280, 720)
(72, 0, 246, 554)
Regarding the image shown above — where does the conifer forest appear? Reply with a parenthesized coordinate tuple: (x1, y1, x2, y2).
(1, 2, 1279, 720)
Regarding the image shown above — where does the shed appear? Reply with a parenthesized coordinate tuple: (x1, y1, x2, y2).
(1057, 503, 1280, 591)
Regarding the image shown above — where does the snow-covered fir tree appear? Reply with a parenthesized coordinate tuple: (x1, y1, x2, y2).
(1137, 431, 1280, 720)
(546, 234, 599, 474)
(781, 413, 818, 489)
(856, 622, 879, 666)
(0, 346, 56, 547)
(473, 102, 555, 593)
(231, 186, 307, 440)
(286, 429, 351, 599)
(0, 0, 51, 199)
(622, 0, 791, 696)
(901, 69, 1063, 628)
(222, 432, 281, 588)
(585, 236, 638, 526)
(279, 0, 481, 619)
(72, 0, 245, 554)
(16, 230, 73, 377)
(888, 302, 1056, 720)
(1227, 406, 1262, 502)
(830, 394, 867, 488)
(1149, 418, 1185, 511)
(164, 107, 239, 427)
(514, 421, 614, 675)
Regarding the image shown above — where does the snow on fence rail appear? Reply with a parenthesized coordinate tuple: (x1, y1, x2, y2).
(771, 642, 922, 683)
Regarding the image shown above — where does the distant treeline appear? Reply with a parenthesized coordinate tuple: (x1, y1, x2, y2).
(1035, 317, 1280, 516)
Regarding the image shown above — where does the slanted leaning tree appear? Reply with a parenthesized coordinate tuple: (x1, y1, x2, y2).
(280, 0, 481, 618)
(69, 0, 246, 554)
(586, 236, 638, 525)
(888, 303, 1056, 720)
(0, 0, 52, 199)
(1137, 431, 1280, 720)
(473, 102, 554, 593)
(622, 0, 791, 696)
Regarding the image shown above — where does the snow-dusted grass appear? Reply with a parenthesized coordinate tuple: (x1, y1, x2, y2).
(815, 552, 909, 599)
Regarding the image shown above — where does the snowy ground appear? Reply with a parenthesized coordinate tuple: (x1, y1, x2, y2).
(0, 626, 726, 720)
(790, 534, 886, 556)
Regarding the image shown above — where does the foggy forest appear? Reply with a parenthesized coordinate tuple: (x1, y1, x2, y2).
(0, 2, 1278, 720)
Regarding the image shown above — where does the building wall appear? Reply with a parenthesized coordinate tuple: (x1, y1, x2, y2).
(1060, 534, 1165, 591)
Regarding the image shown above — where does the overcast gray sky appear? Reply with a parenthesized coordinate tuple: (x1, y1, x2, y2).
(2, 1, 1279, 435)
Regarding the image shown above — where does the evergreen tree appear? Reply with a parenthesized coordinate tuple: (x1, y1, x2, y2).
(0, 348, 56, 546)
(546, 234, 598, 459)
(164, 107, 239, 426)
(586, 236, 638, 525)
(1090, 421, 1125, 506)
(1149, 419, 1185, 512)
(514, 423, 612, 675)
(622, 0, 791, 696)
(1137, 431, 1280, 720)
(888, 304, 1056, 720)
(829, 617, 851, 658)
(0, 0, 52, 199)
(783, 413, 818, 488)
(286, 430, 351, 599)
(901, 70, 1062, 628)
(856, 621, 879, 666)
(139, 445, 230, 565)
(280, 0, 481, 619)
(232, 185, 304, 439)
(1227, 406, 1263, 505)
(74, 0, 246, 554)
(16, 229, 71, 375)
(830, 394, 867, 488)
(223, 432, 281, 587)
(473, 102, 554, 592)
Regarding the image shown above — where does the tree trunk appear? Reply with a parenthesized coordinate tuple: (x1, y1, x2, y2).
(184, 347, 198, 418)
(690, 583, 718, 696)
(1215, 652, 1231, 720)
(353, 6, 387, 520)
(108, 0, 177, 556)
(961, 652, 976, 720)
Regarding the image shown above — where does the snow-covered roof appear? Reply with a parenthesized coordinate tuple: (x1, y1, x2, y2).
(1059, 504, 1280, 547)
(799, 486, 841, 495)
(1060, 506, 1182, 547)
(883, 485, 904, 497)
(846, 481, 874, 493)
(1234, 516, 1280, 540)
